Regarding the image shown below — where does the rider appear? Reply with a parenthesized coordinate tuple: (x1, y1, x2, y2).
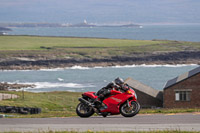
(94, 77, 128, 105)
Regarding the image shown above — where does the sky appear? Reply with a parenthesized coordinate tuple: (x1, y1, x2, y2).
(0, 0, 200, 24)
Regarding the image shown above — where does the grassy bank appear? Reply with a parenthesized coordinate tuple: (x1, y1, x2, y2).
(0, 35, 200, 59)
(0, 91, 81, 118)
(0, 91, 199, 118)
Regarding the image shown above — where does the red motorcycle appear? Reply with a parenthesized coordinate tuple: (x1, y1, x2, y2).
(76, 85, 140, 117)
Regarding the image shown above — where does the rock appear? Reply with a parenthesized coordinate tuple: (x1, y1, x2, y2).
(0, 51, 200, 70)
(0, 82, 35, 91)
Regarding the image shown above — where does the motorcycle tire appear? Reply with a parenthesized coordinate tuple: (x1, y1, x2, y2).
(76, 103, 94, 118)
(101, 112, 108, 117)
(30, 108, 41, 114)
(120, 101, 140, 117)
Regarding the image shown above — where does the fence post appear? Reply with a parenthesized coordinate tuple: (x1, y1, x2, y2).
(22, 89, 24, 100)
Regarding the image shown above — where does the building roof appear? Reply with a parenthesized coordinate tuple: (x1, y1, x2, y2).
(164, 66, 200, 89)
(125, 77, 163, 101)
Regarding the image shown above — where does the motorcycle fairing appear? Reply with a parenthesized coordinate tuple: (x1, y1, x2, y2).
(83, 92, 97, 99)
(101, 92, 136, 114)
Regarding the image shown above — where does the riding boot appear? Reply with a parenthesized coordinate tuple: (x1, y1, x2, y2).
(94, 98, 101, 105)
(94, 94, 104, 107)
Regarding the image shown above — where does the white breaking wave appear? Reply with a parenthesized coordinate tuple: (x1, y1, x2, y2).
(1, 70, 32, 72)
(65, 64, 199, 70)
(39, 68, 65, 71)
(57, 78, 64, 81)
(38, 66, 91, 71)
(94, 66, 104, 69)
(142, 64, 198, 67)
(9, 82, 95, 90)
(111, 64, 198, 68)
(1, 64, 198, 72)
(69, 65, 90, 70)
(68, 64, 198, 69)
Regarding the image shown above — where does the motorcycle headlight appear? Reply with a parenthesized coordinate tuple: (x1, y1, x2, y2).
(126, 90, 132, 94)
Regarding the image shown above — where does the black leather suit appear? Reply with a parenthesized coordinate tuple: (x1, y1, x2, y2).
(96, 82, 119, 101)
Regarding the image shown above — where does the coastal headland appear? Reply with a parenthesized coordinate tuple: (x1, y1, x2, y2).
(0, 22, 141, 28)
(0, 35, 200, 70)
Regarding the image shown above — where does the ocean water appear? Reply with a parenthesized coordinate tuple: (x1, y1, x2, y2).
(8, 25, 200, 42)
(0, 64, 198, 92)
(2, 25, 200, 92)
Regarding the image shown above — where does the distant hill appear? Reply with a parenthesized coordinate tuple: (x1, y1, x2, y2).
(69, 20, 97, 27)
(0, 27, 11, 31)
(0, 23, 61, 28)
(0, 22, 142, 28)
(99, 23, 141, 28)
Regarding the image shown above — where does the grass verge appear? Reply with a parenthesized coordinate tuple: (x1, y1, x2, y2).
(0, 91, 81, 118)
(0, 91, 199, 118)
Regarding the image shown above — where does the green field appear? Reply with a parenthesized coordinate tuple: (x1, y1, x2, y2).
(0, 36, 167, 50)
(0, 35, 200, 59)
(0, 91, 199, 118)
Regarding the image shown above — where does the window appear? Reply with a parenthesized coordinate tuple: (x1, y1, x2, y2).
(175, 91, 191, 101)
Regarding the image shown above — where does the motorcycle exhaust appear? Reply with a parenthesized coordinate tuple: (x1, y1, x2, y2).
(78, 98, 92, 106)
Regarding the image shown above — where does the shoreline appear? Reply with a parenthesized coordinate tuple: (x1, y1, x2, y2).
(0, 63, 199, 71)
(0, 60, 199, 70)
(0, 36, 200, 70)
(0, 55, 199, 70)
(0, 82, 35, 91)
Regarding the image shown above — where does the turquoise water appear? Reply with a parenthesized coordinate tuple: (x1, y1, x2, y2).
(0, 65, 198, 92)
(9, 25, 200, 42)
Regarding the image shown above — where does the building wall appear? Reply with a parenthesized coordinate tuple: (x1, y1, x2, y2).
(135, 90, 163, 108)
(164, 73, 200, 108)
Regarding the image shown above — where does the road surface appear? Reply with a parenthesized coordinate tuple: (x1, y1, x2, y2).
(0, 113, 200, 132)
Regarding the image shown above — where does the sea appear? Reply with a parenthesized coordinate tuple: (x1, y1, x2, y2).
(7, 24, 200, 42)
(0, 65, 199, 92)
(1, 24, 200, 92)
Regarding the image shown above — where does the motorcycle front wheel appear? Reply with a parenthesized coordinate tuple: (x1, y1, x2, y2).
(120, 101, 140, 117)
(76, 103, 94, 118)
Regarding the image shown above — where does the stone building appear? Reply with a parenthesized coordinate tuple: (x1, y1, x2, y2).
(163, 66, 200, 108)
(125, 77, 163, 108)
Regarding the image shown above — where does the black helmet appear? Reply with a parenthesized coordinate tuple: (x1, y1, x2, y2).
(114, 77, 124, 86)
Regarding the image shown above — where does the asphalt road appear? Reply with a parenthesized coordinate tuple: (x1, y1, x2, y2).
(0, 113, 200, 132)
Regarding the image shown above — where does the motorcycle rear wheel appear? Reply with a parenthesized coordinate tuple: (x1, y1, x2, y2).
(120, 101, 140, 117)
(76, 103, 94, 118)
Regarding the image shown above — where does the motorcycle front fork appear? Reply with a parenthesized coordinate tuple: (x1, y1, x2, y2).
(127, 100, 131, 107)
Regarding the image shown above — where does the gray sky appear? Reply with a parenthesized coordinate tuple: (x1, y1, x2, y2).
(0, 0, 200, 24)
